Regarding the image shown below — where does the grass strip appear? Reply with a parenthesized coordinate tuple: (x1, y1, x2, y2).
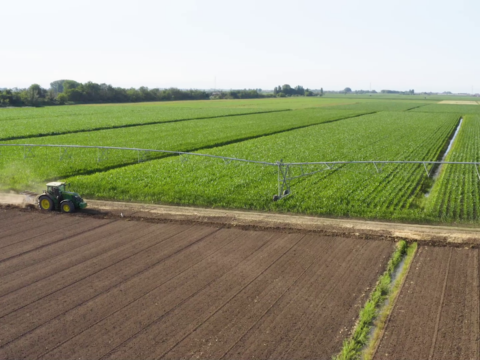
(363, 242, 417, 359)
(333, 240, 416, 360)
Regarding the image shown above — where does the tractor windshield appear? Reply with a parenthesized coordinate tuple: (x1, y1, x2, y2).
(58, 184, 66, 192)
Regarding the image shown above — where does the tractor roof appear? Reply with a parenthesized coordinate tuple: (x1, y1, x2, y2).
(46, 182, 65, 187)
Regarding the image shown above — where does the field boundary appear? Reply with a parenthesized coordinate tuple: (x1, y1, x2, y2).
(2, 195, 480, 244)
(81, 200, 480, 244)
(365, 242, 418, 359)
(405, 104, 429, 111)
(334, 241, 412, 360)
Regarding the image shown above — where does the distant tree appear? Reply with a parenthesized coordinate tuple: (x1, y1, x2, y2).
(344, 87, 352, 94)
(295, 85, 305, 96)
(45, 88, 56, 102)
(320, 88, 324, 96)
(21, 84, 44, 106)
(50, 80, 71, 94)
(57, 93, 68, 105)
(63, 80, 81, 92)
(83, 82, 102, 101)
(282, 84, 293, 96)
(65, 88, 84, 102)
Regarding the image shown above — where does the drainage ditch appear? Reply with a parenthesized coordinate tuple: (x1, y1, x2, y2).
(425, 117, 463, 197)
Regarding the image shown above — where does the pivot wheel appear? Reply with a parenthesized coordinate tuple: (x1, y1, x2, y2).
(61, 200, 75, 213)
(38, 195, 54, 211)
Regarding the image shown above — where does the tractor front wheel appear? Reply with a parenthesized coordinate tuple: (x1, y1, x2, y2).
(39, 196, 54, 211)
(61, 200, 75, 213)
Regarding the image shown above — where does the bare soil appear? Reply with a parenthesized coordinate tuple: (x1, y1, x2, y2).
(374, 246, 480, 359)
(0, 207, 393, 360)
(437, 100, 479, 105)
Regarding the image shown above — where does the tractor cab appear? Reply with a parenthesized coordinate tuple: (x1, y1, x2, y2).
(39, 182, 87, 213)
(47, 182, 66, 195)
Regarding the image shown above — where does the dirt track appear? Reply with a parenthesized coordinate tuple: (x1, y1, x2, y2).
(2, 194, 480, 244)
(0, 207, 393, 360)
(374, 246, 480, 359)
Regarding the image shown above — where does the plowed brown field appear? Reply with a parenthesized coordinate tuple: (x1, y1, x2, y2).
(374, 246, 480, 360)
(0, 208, 393, 360)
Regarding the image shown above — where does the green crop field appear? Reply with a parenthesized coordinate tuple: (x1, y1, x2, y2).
(410, 103, 480, 115)
(65, 112, 459, 221)
(0, 108, 367, 186)
(426, 114, 480, 221)
(0, 97, 364, 140)
(1, 96, 479, 223)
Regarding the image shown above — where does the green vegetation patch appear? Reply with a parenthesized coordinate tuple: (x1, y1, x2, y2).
(0, 105, 286, 140)
(0, 108, 366, 189)
(331, 100, 430, 112)
(410, 103, 480, 115)
(334, 241, 417, 360)
(426, 114, 480, 222)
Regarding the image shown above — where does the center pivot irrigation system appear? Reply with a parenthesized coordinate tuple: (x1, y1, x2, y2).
(2, 143, 480, 201)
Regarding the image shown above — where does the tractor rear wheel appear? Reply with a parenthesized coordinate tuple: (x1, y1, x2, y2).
(61, 200, 75, 213)
(39, 195, 54, 211)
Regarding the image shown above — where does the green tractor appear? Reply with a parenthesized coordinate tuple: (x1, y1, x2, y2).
(38, 182, 87, 213)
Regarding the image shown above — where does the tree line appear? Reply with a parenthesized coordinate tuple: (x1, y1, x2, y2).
(273, 84, 322, 97)
(0, 80, 322, 107)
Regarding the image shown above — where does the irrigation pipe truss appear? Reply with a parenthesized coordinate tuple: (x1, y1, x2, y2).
(1, 143, 480, 201)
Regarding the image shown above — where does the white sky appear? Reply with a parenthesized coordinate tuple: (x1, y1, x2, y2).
(2, 0, 479, 92)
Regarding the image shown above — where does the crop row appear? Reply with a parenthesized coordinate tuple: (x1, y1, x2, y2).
(426, 115, 480, 221)
(0, 108, 366, 189)
(66, 112, 459, 221)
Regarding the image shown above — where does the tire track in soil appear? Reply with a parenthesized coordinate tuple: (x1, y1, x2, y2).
(0, 225, 227, 360)
(0, 221, 150, 311)
(0, 221, 174, 296)
(162, 234, 334, 360)
(31, 229, 279, 360)
(223, 240, 392, 360)
(226, 239, 364, 360)
(0, 216, 94, 255)
(278, 240, 392, 359)
(0, 223, 211, 347)
(0, 218, 115, 278)
(0, 209, 25, 225)
(159, 234, 309, 360)
(0, 210, 399, 360)
(0, 217, 114, 264)
(0, 211, 40, 230)
(375, 247, 480, 359)
(431, 249, 479, 360)
(428, 248, 452, 360)
(0, 213, 63, 244)
(99, 233, 304, 360)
